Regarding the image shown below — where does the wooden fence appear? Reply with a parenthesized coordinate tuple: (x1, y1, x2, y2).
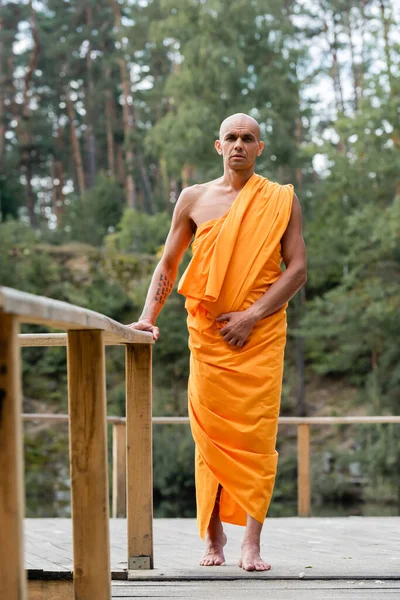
(21, 411, 400, 522)
(0, 286, 153, 600)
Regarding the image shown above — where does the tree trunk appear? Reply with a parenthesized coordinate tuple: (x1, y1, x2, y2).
(118, 57, 136, 209)
(359, 0, 366, 101)
(110, 0, 136, 208)
(325, 14, 345, 115)
(379, 0, 394, 92)
(116, 144, 125, 186)
(16, 0, 40, 226)
(22, 149, 36, 226)
(50, 121, 65, 225)
(85, 5, 96, 188)
(159, 158, 170, 210)
(109, 0, 136, 209)
(324, 14, 345, 154)
(346, 8, 359, 111)
(104, 65, 116, 178)
(50, 156, 58, 217)
(138, 151, 154, 213)
(66, 96, 86, 197)
(84, 127, 96, 188)
(55, 121, 65, 220)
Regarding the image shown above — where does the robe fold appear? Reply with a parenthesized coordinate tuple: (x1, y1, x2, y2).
(177, 173, 294, 539)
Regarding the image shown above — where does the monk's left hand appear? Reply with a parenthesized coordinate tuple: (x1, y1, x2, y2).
(216, 311, 257, 348)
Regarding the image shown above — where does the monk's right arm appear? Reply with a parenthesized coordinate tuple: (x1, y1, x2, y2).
(127, 189, 194, 339)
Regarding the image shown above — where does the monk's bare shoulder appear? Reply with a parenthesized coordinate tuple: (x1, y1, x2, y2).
(181, 178, 222, 227)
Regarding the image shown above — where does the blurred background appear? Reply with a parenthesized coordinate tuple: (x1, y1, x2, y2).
(0, 0, 399, 519)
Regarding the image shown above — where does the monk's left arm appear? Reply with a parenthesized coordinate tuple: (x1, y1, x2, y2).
(246, 193, 307, 322)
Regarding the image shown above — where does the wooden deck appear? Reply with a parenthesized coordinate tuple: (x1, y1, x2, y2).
(26, 517, 400, 581)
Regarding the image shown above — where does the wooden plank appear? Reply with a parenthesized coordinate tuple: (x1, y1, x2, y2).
(22, 413, 126, 425)
(297, 423, 311, 517)
(22, 412, 400, 426)
(19, 333, 68, 347)
(112, 423, 127, 518)
(126, 344, 153, 569)
(0, 286, 153, 345)
(0, 313, 28, 600)
(279, 416, 400, 425)
(28, 580, 73, 600)
(19, 332, 141, 347)
(67, 330, 111, 599)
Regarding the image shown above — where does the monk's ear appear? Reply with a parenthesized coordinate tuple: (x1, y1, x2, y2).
(214, 139, 223, 155)
(257, 141, 265, 156)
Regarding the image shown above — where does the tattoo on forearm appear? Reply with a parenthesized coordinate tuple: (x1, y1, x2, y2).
(153, 273, 173, 307)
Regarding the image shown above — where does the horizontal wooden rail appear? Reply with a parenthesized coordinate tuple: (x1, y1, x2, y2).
(22, 413, 400, 426)
(22, 412, 400, 521)
(19, 332, 129, 346)
(0, 287, 153, 345)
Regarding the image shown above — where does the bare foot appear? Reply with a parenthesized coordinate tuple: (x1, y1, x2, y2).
(200, 528, 227, 566)
(239, 541, 271, 571)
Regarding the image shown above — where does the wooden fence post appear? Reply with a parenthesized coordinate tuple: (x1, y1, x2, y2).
(297, 423, 311, 517)
(67, 330, 111, 599)
(0, 313, 27, 600)
(112, 422, 127, 518)
(126, 344, 153, 570)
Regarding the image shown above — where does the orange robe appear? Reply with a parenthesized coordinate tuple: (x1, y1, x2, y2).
(177, 173, 294, 539)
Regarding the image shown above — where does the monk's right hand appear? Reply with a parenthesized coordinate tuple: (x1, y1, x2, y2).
(127, 319, 160, 342)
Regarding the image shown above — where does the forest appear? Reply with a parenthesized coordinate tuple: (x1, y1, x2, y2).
(0, 0, 399, 518)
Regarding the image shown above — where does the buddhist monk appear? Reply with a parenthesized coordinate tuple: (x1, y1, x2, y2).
(128, 113, 307, 571)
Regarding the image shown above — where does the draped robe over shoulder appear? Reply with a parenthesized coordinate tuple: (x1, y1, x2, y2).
(177, 173, 294, 539)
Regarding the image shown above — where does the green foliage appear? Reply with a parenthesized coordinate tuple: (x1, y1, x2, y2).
(105, 209, 171, 255)
(0, 174, 24, 220)
(153, 294, 190, 387)
(24, 426, 71, 518)
(63, 174, 125, 247)
(153, 424, 196, 517)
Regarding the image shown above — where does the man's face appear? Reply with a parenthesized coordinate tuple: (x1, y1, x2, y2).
(215, 121, 264, 170)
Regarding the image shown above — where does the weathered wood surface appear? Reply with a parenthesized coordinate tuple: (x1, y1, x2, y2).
(297, 423, 310, 517)
(24, 518, 400, 580)
(113, 423, 127, 518)
(67, 330, 111, 599)
(112, 580, 400, 599)
(22, 413, 126, 425)
(19, 333, 139, 346)
(28, 579, 400, 600)
(29, 580, 72, 600)
(0, 286, 153, 345)
(126, 344, 154, 569)
(0, 313, 27, 600)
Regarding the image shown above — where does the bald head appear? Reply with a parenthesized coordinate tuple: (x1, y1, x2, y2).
(219, 113, 261, 141)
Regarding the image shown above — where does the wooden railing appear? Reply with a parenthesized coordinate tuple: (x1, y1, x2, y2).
(21, 411, 400, 522)
(0, 286, 154, 600)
